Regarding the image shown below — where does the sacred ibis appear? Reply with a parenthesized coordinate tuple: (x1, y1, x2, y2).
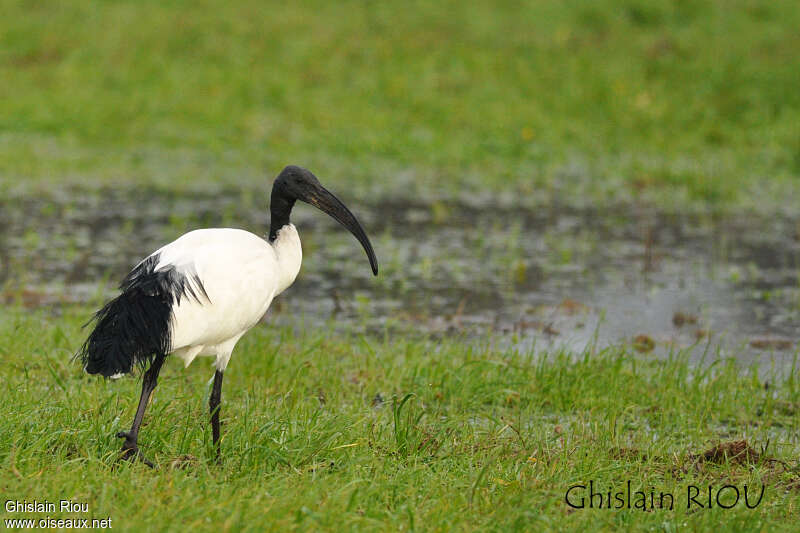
(77, 165, 378, 465)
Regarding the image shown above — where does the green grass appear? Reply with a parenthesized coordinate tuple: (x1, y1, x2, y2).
(1, 0, 799, 209)
(2, 305, 800, 531)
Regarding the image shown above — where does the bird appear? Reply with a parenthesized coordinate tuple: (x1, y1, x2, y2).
(77, 165, 378, 466)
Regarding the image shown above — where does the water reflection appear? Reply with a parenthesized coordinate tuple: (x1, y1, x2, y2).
(2, 187, 799, 366)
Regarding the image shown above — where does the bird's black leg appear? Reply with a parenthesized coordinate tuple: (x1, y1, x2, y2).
(209, 370, 224, 462)
(116, 354, 166, 467)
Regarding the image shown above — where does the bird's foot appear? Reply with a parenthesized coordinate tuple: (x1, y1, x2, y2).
(116, 431, 154, 468)
(213, 445, 221, 465)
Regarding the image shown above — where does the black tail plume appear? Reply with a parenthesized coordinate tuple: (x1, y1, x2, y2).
(77, 288, 173, 377)
(76, 254, 208, 377)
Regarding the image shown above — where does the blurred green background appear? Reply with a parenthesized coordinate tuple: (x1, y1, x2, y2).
(1, 0, 798, 207)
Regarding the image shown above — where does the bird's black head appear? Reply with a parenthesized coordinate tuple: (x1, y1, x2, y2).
(271, 165, 321, 201)
(269, 165, 379, 276)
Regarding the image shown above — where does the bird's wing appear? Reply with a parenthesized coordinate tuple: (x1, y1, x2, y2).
(122, 252, 209, 307)
(141, 229, 279, 351)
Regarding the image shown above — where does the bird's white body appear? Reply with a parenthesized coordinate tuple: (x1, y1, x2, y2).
(144, 225, 301, 371)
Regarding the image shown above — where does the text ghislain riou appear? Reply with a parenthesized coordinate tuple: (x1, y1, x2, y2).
(5, 499, 88, 513)
(565, 481, 764, 511)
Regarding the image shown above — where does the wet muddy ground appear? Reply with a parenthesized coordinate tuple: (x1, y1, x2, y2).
(2, 186, 799, 367)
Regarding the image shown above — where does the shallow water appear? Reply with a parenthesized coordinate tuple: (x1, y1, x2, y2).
(2, 186, 799, 367)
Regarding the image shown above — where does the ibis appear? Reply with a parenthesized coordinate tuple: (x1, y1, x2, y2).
(77, 165, 378, 465)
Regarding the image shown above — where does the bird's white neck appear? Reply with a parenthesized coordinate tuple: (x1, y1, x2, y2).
(271, 224, 302, 295)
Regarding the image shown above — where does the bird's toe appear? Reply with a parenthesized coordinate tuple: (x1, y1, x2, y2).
(117, 445, 154, 468)
(116, 433, 154, 468)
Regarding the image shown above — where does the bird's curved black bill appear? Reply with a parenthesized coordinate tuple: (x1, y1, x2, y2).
(300, 186, 379, 276)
